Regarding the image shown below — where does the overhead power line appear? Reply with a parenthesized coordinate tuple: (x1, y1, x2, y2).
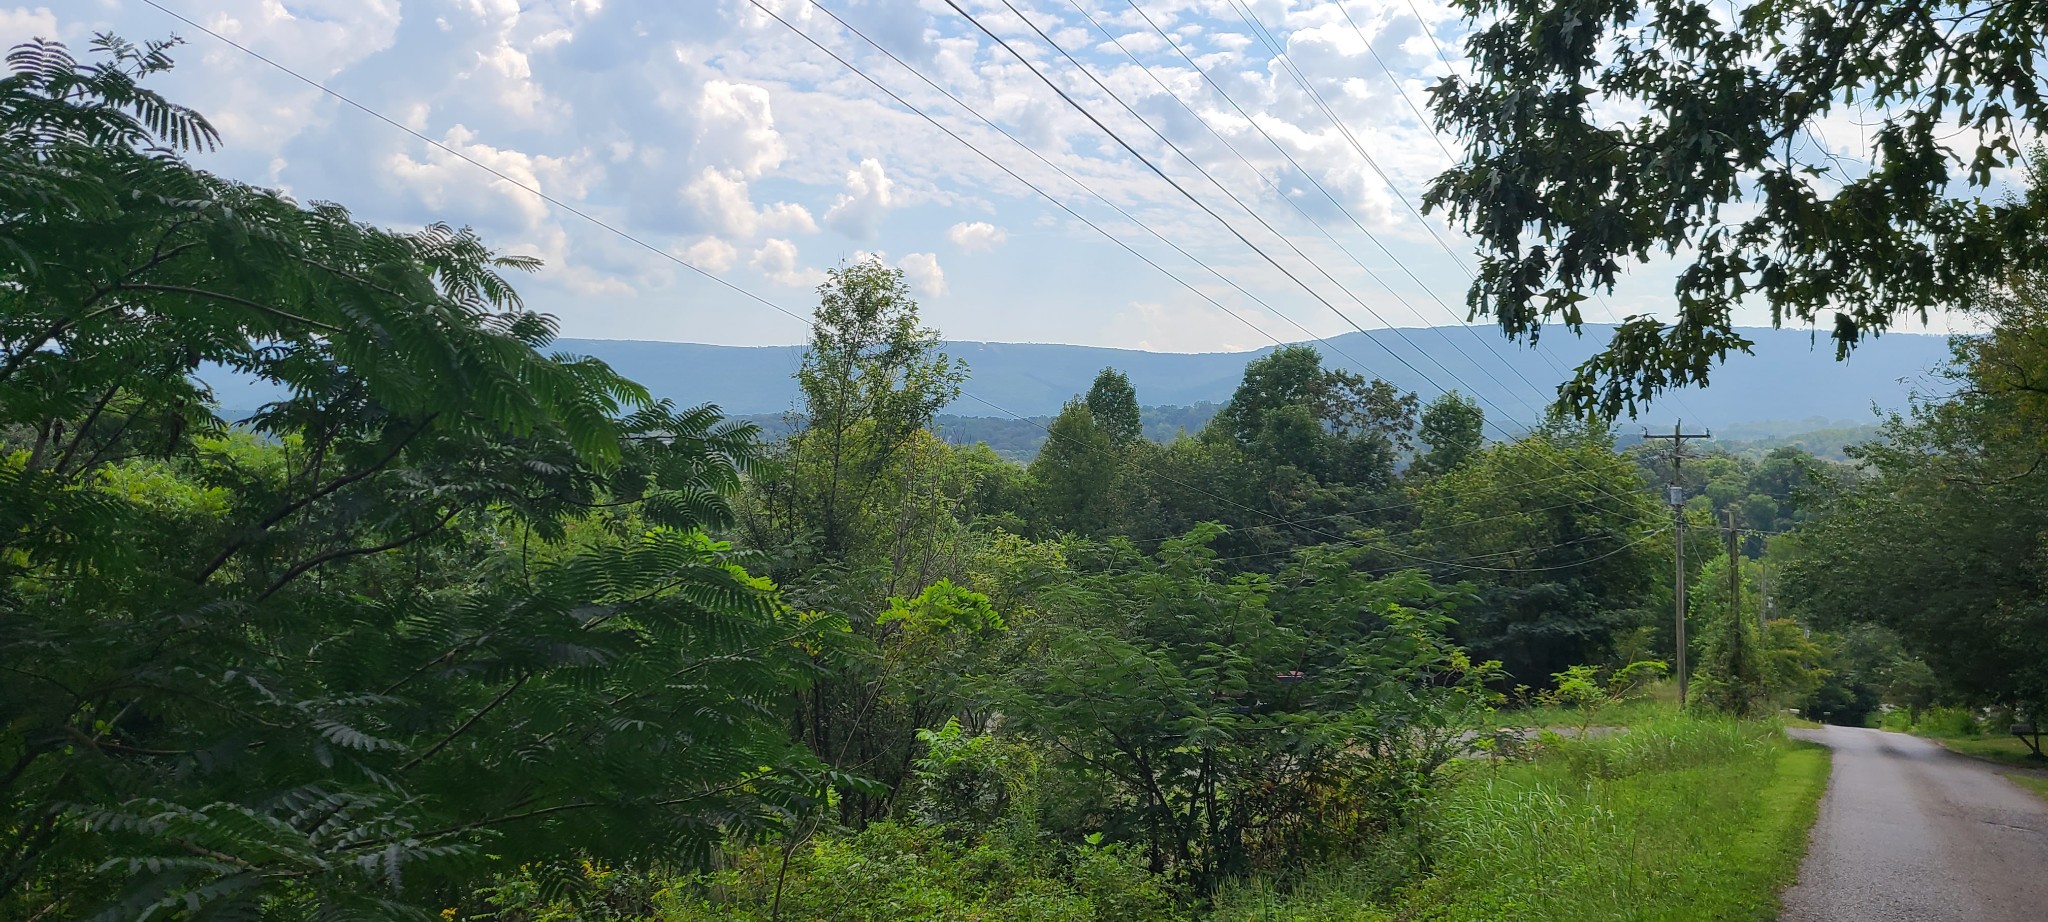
(143, 0, 1662, 574)
(944, 0, 1657, 521)
(1318, 0, 1712, 422)
(1090, 0, 1563, 418)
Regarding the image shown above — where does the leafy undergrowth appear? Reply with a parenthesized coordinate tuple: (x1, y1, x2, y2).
(475, 719, 1828, 922)
(481, 821, 1188, 922)
(1492, 679, 1683, 731)
(1212, 717, 1830, 922)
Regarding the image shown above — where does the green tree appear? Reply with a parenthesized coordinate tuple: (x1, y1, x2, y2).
(1416, 421, 1664, 686)
(1426, 0, 2048, 417)
(1687, 554, 1767, 714)
(1191, 347, 1418, 559)
(1784, 274, 2048, 723)
(990, 527, 1498, 890)
(772, 257, 966, 561)
(1085, 366, 1143, 447)
(1414, 391, 1486, 477)
(0, 39, 833, 918)
(1029, 399, 1116, 534)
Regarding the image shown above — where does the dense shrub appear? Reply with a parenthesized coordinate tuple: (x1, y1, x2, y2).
(650, 823, 1182, 922)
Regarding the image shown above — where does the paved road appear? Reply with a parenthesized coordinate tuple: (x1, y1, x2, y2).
(1781, 725, 2048, 922)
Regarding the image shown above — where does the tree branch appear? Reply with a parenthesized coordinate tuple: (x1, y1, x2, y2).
(397, 671, 529, 772)
(255, 504, 461, 601)
(197, 416, 435, 583)
(112, 283, 342, 333)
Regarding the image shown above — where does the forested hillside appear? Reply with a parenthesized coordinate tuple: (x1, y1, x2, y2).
(529, 329, 1948, 423)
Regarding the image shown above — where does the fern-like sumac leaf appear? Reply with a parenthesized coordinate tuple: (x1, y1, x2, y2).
(3, 36, 826, 920)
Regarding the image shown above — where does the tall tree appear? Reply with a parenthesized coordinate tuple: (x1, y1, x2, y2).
(787, 257, 965, 560)
(1416, 421, 1664, 685)
(1085, 366, 1143, 446)
(1414, 391, 1486, 477)
(741, 259, 978, 825)
(1029, 399, 1115, 534)
(1211, 346, 1418, 486)
(1427, 0, 2048, 417)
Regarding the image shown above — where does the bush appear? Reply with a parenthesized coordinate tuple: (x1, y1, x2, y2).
(649, 822, 1184, 922)
(1915, 706, 1981, 738)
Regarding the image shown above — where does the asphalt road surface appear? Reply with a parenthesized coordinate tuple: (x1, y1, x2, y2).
(1780, 725, 2048, 922)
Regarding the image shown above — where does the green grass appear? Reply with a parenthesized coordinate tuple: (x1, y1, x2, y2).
(1214, 717, 1831, 922)
(1931, 735, 2048, 770)
(2008, 773, 2048, 803)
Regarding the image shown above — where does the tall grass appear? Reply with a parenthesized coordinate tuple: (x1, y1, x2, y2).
(1214, 716, 1830, 922)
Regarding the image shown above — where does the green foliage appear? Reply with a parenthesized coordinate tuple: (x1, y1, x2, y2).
(1913, 706, 1983, 739)
(0, 40, 834, 918)
(1783, 275, 2048, 721)
(1029, 400, 1116, 534)
(908, 719, 1030, 831)
(1085, 368, 1143, 447)
(647, 822, 1184, 922)
(989, 527, 1500, 891)
(1412, 391, 1485, 478)
(1536, 661, 1668, 732)
(1211, 346, 1418, 486)
(1218, 718, 1829, 922)
(1416, 422, 1663, 685)
(1427, 0, 2048, 417)
(777, 256, 967, 560)
(1687, 555, 1767, 715)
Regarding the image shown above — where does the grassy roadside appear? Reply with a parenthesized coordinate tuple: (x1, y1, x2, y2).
(2007, 773, 2048, 802)
(1923, 734, 2048, 771)
(1214, 717, 1831, 921)
(1907, 732, 2048, 803)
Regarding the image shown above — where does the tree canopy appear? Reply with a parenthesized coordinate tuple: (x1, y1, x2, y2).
(1784, 277, 2048, 719)
(1427, 0, 2048, 418)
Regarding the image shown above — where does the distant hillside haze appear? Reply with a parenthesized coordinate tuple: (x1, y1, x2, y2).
(551, 325, 1953, 429)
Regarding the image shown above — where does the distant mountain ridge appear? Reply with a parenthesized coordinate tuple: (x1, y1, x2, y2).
(550, 325, 1954, 430)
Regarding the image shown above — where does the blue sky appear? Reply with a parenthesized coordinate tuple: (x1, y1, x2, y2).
(10, 1, 1964, 359)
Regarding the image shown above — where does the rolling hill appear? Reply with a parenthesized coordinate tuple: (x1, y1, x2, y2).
(547, 324, 1954, 429)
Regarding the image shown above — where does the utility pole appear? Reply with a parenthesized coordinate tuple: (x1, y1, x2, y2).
(1644, 421, 1710, 708)
(1758, 559, 1771, 637)
(1727, 507, 1745, 711)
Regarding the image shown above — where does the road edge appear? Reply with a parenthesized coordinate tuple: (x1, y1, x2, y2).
(1762, 738, 1833, 919)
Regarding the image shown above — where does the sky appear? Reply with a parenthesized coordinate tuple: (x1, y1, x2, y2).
(8, 0, 1964, 360)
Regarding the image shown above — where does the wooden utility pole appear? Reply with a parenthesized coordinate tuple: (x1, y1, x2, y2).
(1758, 560, 1771, 637)
(1727, 507, 1745, 711)
(1644, 421, 1710, 707)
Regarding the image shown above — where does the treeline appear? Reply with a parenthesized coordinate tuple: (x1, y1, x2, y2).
(741, 404, 1225, 461)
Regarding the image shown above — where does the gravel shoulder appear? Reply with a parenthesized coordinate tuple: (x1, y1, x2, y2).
(1780, 725, 2048, 922)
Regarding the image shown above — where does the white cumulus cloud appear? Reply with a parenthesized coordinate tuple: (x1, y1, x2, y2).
(680, 236, 738, 272)
(751, 238, 823, 288)
(681, 167, 817, 239)
(823, 158, 895, 240)
(945, 221, 1007, 253)
(386, 125, 587, 231)
(696, 80, 786, 178)
(898, 252, 947, 297)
